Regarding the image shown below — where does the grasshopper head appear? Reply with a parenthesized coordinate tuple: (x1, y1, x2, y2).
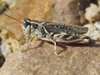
(22, 18, 32, 34)
(22, 18, 31, 27)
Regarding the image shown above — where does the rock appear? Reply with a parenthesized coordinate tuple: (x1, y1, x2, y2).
(0, 37, 100, 75)
(1, 44, 12, 58)
(54, 0, 91, 25)
(0, 28, 8, 41)
(0, 28, 21, 58)
(85, 3, 100, 22)
(94, 21, 100, 30)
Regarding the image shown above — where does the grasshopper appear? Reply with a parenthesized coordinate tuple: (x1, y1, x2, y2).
(4, 10, 90, 55)
(21, 18, 90, 55)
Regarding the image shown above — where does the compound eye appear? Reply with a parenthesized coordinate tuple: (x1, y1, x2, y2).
(22, 18, 31, 27)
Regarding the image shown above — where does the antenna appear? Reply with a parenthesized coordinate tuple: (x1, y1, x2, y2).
(4, 14, 22, 24)
(3, 6, 22, 24)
